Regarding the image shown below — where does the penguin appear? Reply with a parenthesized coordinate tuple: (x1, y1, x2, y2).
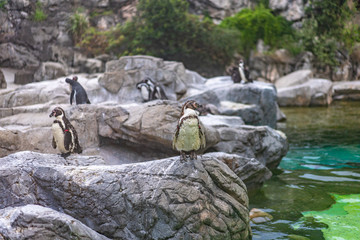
(49, 107, 82, 158)
(238, 59, 253, 84)
(172, 100, 206, 161)
(65, 77, 91, 105)
(136, 77, 168, 102)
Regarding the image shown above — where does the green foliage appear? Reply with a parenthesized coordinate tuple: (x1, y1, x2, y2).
(0, 0, 7, 10)
(68, 8, 89, 44)
(220, 5, 293, 56)
(305, 0, 352, 36)
(111, 0, 240, 69)
(33, 1, 47, 21)
(300, 0, 359, 66)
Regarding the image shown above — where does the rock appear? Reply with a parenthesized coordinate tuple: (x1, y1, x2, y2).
(187, 0, 252, 23)
(0, 205, 111, 240)
(14, 68, 36, 84)
(269, 0, 305, 21)
(0, 43, 39, 68)
(200, 115, 288, 170)
(332, 81, 360, 100)
(275, 69, 313, 89)
(34, 62, 67, 82)
(94, 101, 219, 154)
(0, 151, 252, 239)
(207, 152, 272, 190)
(249, 208, 273, 223)
(0, 69, 6, 88)
(82, 58, 103, 74)
(184, 78, 278, 128)
(100, 55, 201, 101)
(277, 78, 333, 107)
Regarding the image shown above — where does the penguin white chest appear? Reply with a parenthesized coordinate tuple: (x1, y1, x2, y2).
(52, 122, 67, 153)
(140, 86, 149, 101)
(175, 117, 201, 152)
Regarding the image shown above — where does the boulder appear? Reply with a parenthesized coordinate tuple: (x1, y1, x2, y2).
(0, 151, 252, 239)
(99, 55, 204, 102)
(275, 69, 313, 89)
(34, 62, 67, 82)
(201, 115, 288, 169)
(206, 152, 272, 190)
(332, 81, 360, 100)
(0, 43, 39, 68)
(0, 205, 111, 240)
(14, 68, 37, 84)
(186, 80, 278, 128)
(0, 69, 6, 88)
(277, 78, 333, 107)
(269, 0, 305, 21)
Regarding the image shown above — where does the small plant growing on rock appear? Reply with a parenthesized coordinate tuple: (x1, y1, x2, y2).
(68, 8, 89, 44)
(33, 1, 47, 21)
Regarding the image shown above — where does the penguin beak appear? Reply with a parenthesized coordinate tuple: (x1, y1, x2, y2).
(49, 111, 55, 118)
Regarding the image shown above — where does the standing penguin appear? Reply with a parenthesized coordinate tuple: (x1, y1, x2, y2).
(49, 107, 82, 158)
(172, 100, 206, 161)
(65, 76, 91, 105)
(238, 59, 253, 84)
(136, 77, 168, 102)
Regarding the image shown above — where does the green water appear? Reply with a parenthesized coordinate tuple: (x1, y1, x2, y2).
(250, 102, 360, 240)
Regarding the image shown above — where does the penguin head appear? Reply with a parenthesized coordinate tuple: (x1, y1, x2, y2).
(49, 107, 65, 118)
(136, 80, 148, 89)
(180, 100, 202, 117)
(144, 77, 155, 86)
(239, 59, 244, 69)
(65, 78, 73, 85)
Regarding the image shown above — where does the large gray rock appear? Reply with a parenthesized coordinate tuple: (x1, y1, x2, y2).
(0, 205, 110, 240)
(270, 0, 305, 21)
(0, 43, 39, 68)
(207, 152, 272, 190)
(187, 0, 252, 23)
(201, 115, 288, 169)
(277, 78, 333, 107)
(275, 69, 313, 89)
(332, 81, 360, 100)
(185, 80, 278, 128)
(99, 55, 205, 102)
(34, 61, 68, 82)
(0, 151, 252, 239)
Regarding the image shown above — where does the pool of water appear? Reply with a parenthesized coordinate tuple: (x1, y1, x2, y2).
(250, 101, 360, 239)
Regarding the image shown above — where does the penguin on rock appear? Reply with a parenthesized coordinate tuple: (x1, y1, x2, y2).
(49, 107, 82, 158)
(136, 77, 168, 102)
(65, 76, 91, 105)
(172, 100, 206, 161)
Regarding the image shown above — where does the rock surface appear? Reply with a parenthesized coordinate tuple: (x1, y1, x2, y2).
(0, 205, 111, 240)
(0, 151, 252, 239)
(277, 78, 333, 107)
(0, 69, 6, 89)
(332, 81, 360, 100)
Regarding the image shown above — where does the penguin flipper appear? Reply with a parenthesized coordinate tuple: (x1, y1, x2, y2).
(64, 131, 72, 151)
(172, 125, 180, 150)
(198, 123, 206, 149)
(52, 137, 57, 149)
(70, 90, 75, 105)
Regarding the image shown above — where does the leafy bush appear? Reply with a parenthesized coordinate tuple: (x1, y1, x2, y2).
(108, 0, 240, 72)
(68, 8, 89, 44)
(33, 1, 47, 21)
(220, 5, 293, 56)
(0, 0, 7, 10)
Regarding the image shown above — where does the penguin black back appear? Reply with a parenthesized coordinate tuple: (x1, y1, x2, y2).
(65, 77, 91, 105)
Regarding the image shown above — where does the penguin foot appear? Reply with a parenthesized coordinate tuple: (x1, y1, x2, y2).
(60, 152, 71, 159)
(180, 151, 187, 162)
(190, 152, 197, 160)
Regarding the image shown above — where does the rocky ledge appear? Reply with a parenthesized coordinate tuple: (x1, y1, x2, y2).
(0, 151, 252, 239)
